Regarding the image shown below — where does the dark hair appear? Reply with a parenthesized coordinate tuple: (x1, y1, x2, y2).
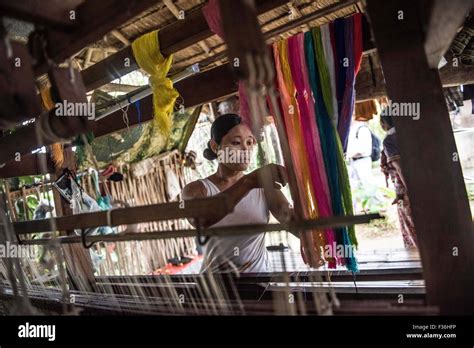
(380, 112, 394, 128)
(203, 113, 242, 160)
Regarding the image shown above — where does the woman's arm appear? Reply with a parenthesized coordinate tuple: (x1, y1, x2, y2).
(267, 189, 295, 223)
(182, 175, 256, 228)
(182, 164, 289, 228)
(390, 159, 407, 190)
(266, 188, 302, 239)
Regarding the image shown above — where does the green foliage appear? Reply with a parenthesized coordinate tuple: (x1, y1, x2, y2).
(467, 183, 474, 201)
(353, 183, 396, 213)
(15, 195, 39, 221)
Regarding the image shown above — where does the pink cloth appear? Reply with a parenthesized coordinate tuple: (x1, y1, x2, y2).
(202, 0, 224, 38)
(238, 81, 252, 128)
(202, 0, 253, 128)
(271, 43, 307, 219)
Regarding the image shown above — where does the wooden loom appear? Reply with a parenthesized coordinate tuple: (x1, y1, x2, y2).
(0, 0, 473, 316)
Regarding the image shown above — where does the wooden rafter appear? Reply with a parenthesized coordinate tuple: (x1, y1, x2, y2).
(33, 0, 159, 76)
(110, 29, 130, 46)
(0, 0, 82, 30)
(163, 0, 182, 19)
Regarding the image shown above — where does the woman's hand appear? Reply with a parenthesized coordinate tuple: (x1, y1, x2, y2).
(246, 164, 289, 190)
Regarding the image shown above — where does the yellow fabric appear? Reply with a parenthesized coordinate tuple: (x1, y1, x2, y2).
(131, 30, 179, 136)
(278, 40, 325, 266)
(40, 86, 64, 168)
(355, 99, 378, 121)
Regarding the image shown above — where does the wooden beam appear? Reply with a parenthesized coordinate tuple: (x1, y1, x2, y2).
(84, 48, 94, 68)
(366, 0, 474, 315)
(355, 52, 474, 101)
(33, 0, 159, 76)
(262, 280, 426, 294)
(198, 41, 213, 56)
(18, 213, 381, 244)
(100, 82, 141, 93)
(14, 196, 231, 235)
(287, 2, 311, 31)
(110, 30, 130, 46)
(0, 0, 82, 30)
(439, 52, 474, 86)
(0, 153, 55, 178)
(163, 0, 182, 19)
(422, 0, 474, 68)
(80, 0, 290, 92)
(93, 63, 237, 138)
(0, 110, 96, 166)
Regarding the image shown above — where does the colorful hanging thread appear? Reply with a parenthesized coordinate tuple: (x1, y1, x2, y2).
(288, 34, 337, 266)
(335, 14, 363, 151)
(274, 40, 325, 268)
(307, 29, 358, 271)
(269, 15, 362, 271)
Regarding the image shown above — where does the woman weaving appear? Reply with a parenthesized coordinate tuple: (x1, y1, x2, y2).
(182, 114, 295, 273)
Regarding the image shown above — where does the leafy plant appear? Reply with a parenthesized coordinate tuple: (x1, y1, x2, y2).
(15, 195, 39, 221)
(353, 183, 396, 213)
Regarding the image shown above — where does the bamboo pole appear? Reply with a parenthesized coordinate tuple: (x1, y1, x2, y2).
(20, 213, 382, 246)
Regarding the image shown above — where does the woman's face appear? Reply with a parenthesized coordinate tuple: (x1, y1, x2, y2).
(215, 124, 256, 171)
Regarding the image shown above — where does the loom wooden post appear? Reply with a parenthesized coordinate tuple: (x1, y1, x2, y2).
(366, 0, 474, 314)
(50, 146, 97, 292)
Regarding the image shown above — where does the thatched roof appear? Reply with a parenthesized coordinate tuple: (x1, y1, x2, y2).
(72, 0, 362, 87)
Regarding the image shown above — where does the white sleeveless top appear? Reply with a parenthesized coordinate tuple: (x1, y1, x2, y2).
(198, 178, 270, 273)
